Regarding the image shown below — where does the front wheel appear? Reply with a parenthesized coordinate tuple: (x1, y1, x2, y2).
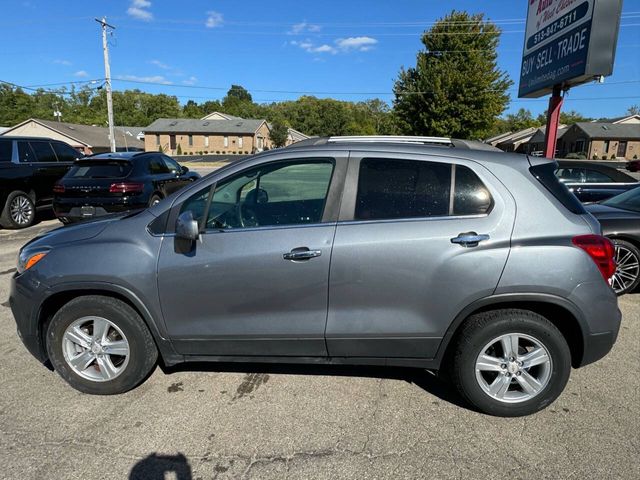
(46, 295, 158, 394)
(451, 309, 571, 417)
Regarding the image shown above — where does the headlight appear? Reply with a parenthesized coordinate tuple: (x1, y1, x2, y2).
(17, 249, 49, 274)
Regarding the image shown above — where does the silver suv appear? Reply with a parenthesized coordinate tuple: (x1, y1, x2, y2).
(10, 136, 621, 417)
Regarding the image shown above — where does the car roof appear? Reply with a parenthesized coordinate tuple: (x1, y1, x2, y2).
(286, 135, 501, 152)
(82, 151, 152, 161)
(0, 136, 68, 142)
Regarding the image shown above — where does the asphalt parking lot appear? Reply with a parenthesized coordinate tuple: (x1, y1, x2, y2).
(1, 192, 639, 479)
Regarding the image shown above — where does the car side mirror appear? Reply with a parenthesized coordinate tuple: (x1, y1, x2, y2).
(181, 165, 189, 174)
(175, 211, 199, 241)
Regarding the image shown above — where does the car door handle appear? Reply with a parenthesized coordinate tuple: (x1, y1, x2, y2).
(450, 232, 490, 248)
(283, 248, 322, 261)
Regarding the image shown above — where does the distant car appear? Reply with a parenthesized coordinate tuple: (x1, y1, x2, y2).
(554, 160, 639, 203)
(586, 186, 640, 295)
(53, 151, 200, 223)
(0, 136, 83, 229)
(626, 159, 640, 173)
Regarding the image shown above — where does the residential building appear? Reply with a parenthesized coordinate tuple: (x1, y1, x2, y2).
(560, 122, 640, 159)
(0, 118, 145, 154)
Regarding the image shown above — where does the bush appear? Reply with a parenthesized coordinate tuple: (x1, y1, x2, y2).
(592, 154, 598, 160)
(565, 152, 586, 159)
(611, 154, 616, 159)
(634, 155, 638, 159)
(204, 151, 208, 154)
(176, 144, 182, 155)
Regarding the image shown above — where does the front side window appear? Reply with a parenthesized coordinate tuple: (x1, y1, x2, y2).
(162, 155, 181, 174)
(180, 159, 334, 230)
(585, 169, 613, 183)
(29, 141, 58, 162)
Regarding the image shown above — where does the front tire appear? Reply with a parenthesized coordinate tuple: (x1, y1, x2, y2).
(451, 309, 571, 417)
(0, 191, 35, 229)
(610, 239, 640, 295)
(46, 296, 158, 395)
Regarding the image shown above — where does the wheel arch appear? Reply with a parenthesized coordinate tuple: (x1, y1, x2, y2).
(436, 294, 587, 370)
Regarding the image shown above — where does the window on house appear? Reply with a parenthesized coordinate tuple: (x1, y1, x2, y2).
(238, 136, 243, 148)
(204, 136, 209, 148)
(603, 140, 610, 153)
(224, 136, 229, 148)
(156, 134, 161, 146)
(188, 135, 193, 147)
(575, 139, 586, 153)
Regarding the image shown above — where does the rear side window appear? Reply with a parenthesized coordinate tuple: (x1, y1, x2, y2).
(148, 155, 170, 174)
(68, 162, 132, 179)
(530, 162, 586, 214)
(52, 142, 81, 162)
(355, 158, 451, 220)
(29, 141, 58, 162)
(0, 140, 11, 162)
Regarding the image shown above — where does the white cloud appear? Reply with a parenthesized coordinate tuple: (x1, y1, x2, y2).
(74, 70, 89, 78)
(289, 21, 321, 35)
(291, 40, 336, 54)
(117, 74, 172, 85)
(149, 59, 171, 70)
(127, 0, 153, 21)
(182, 76, 198, 86)
(53, 59, 72, 66)
(205, 11, 223, 28)
(335, 36, 378, 52)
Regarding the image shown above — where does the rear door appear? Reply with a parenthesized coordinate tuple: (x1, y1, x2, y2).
(22, 140, 63, 204)
(326, 152, 516, 359)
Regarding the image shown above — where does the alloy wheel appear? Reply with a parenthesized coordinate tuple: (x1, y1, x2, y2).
(62, 316, 130, 382)
(611, 244, 640, 294)
(475, 333, 552, 403)
(10, 195, 34, 226)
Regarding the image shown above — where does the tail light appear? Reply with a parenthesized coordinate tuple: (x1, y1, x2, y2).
(572, 235, 616, 281)
(109, 182, 144, 194)
(53, 183, 65, 194)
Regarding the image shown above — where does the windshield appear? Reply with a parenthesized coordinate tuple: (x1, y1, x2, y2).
(602, 186, 640, 213)
(68, 161, 132, 179)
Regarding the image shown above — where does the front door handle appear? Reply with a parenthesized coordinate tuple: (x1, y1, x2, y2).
(283, 248, 322, 261)
(450, 232, 490, 248)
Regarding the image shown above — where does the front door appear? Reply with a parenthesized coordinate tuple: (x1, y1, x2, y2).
(326, 154, 516, 359)
(157, 156, 344, 356)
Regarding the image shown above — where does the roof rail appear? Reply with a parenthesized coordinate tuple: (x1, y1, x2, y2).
(327, 135, 452, 146)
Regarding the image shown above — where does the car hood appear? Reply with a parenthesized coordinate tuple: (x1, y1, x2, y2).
(585, 203, 640, 220)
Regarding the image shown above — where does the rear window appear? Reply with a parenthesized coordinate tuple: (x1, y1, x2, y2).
(530, 162, 586, 214)
(0, 140, 11, 162)
(68, 162, 132, 179)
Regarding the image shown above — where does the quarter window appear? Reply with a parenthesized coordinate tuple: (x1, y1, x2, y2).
(51, 142, 80, 162)
(453, 165, 493, 215)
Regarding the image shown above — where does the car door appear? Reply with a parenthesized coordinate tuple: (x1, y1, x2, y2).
(156, 153, 347, 356)
(147, 154, 179, 196)
(576, 168, 627, 202)
(160, 154, 192, 194)
(326, 153, 516, 359)
(21, 140, 61, 204)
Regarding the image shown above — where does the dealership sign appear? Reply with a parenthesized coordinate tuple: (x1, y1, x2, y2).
(518, 0, 623, 98)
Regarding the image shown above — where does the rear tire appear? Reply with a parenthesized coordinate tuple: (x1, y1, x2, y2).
(0, 191, 35, 229)
(46, 295, 158, 395)
(451, 309, 571, 417)
(610, 239, 640, 295)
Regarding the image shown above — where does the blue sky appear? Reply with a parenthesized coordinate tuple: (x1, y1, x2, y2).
(1, 0, 640, 118)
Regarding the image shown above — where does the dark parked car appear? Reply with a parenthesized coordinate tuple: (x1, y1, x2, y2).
(626, 159, 640, 173)
(586, 187, 640, 295)
(555, 160, 638, 203)
(53, 151, 200, 223)
(0, 136, 82, 228)
(11, 137, 620, 417)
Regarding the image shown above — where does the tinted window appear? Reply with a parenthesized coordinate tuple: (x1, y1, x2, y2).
(355, 158, 451, 220)
(162, 155, 181, 173)
(555, 167, 585, 183)
(68, 162, 132, 178)
(0, 140, 11, 162)
(148, 155, 169, 174)
(52, 142, 80, 162)
(530, 163, 586, 214)
(454, 165, 493, 215)
(181, 160, 334, 230)
(17, 141, 36, 162)
(29, 141, 58, 162)
(602, 186, 640, 213)
(585, 169, 613, 183)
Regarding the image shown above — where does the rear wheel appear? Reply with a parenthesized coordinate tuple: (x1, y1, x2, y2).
(610, 239, 640, 295)
(46, 296, 158, 394)
(0, 191, 35, 229)
(451, 309, 571, 417)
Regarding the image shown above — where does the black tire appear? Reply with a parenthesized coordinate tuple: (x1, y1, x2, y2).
(46, 295, 158, 395)
(149, 194, 162, 207)
(610, 239, 640, 295)
(0, 190, 35, 229)
(450, 309, 571, 417)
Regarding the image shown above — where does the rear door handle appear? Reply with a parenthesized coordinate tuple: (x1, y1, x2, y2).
(450, 232, 490, 248)
(283, 248, 322, 261)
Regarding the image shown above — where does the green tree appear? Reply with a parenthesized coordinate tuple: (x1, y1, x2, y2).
(269, 120, 289, 147)
(393, 10, 512, 139)
(225, 85, 252, 103)
(182, 100, 204, 118)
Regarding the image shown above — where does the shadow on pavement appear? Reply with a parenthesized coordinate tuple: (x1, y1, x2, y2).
(162, 361, 473, 411)
(130, 453, 192, 480)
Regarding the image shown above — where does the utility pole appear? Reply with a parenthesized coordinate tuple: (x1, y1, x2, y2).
(95, 17, 116, 152)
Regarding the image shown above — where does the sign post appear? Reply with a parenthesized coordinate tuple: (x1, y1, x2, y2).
(518, 0, 623, 158)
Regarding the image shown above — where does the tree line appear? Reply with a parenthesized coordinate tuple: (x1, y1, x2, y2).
(1, 11, 636, 147)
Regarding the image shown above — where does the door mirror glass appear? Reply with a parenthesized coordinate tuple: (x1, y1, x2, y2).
(175, 211, 199, 241)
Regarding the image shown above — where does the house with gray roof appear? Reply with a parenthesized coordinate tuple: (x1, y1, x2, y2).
(144, 116, 272, 155)
(1, 118, 145, 154)
(558, 122, 640, 159)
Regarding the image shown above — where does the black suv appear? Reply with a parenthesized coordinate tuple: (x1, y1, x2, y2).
(0, 136, 83, 228)
(53, 151, 200, 223)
